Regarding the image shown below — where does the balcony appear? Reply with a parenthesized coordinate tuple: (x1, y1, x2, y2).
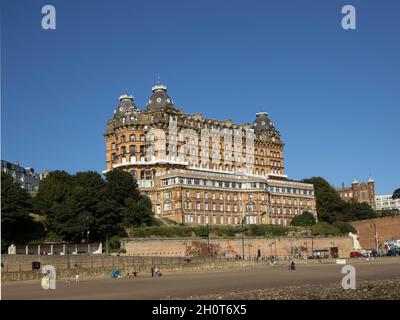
(138, 180, 154, 188)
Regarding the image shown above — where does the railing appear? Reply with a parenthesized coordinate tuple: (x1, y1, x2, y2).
(138, 180, 154, 188)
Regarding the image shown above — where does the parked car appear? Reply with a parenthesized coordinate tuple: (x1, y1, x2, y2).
(350, 251, 363, 258)
(386, 248, 400, 256)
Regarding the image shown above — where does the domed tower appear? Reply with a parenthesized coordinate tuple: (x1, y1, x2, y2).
(113, 95, 136, 118)
(252, 112, 285, 177)
(253, 112, 273, 135)
(146, 84, 174, 111)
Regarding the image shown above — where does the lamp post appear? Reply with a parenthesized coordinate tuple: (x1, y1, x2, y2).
(206, 223, 210, 257)
(370, 221, 378, 252)
(269, 241, 277, 259)
(86, 216, 90, 254)
(241, 217, 246, 260)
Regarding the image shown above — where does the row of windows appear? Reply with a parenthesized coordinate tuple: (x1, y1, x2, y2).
(183, 215, 258, 225)
(163, 191, 254, 201)
(271, 207, 309, 215)
(182, 202, 254, 212)
(271, 198, 311, 206)
(117, 134, 145, 143)
(161, 177, 314, 196)
(113, 135, 281, 158)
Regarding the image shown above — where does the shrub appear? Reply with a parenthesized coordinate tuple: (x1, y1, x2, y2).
(332, 221, 356, 234)
(311, 222, 340, 236)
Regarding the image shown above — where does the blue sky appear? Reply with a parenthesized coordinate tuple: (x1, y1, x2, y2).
(1, 0, 399, 195)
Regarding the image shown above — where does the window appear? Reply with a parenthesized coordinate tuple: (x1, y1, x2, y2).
(130, 134, 136, 141)
(220, 204, 223, 211)
(196, 203, 201, 210)
(196, 192, 200, 199)
(121, 135, 126, 142)
(205, 203, 209, 210)
(164, 192, 172, 200)
(129, 145, 136, 155)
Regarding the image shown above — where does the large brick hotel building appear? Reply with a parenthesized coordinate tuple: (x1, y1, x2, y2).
(104, 83, 316, 225)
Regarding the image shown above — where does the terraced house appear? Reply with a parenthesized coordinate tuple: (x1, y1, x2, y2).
(104, 83, 316, 225)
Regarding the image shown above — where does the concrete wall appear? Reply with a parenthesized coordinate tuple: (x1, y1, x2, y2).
(122, 236, 354, 258)
(350, 216, 400, 250)
(1, 256, 266, 281)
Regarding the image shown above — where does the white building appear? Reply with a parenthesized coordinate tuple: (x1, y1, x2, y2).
(375, 194, 400, 211)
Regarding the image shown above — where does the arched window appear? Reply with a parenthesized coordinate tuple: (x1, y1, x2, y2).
(130, 134, 136, 141)
(121, 135, 126, 142)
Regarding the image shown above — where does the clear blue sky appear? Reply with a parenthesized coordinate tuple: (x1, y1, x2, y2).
(1, 0, 399, 195)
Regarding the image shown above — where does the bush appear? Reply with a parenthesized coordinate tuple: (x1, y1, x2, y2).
(312, 222, 340, 236)
(290, 211, 316, 227)
(332, 221, 356, 234)
(108, 236, 121, 250)
(128, 224, 291, 238)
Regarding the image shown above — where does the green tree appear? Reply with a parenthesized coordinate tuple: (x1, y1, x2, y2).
(290, 211, 316, 227)
(121, 195, 153, 227)
(311, 222, 340, 236)
(30, 169, 152, 242)
(1, 172, 44, 251)
(303, 177, 347, 223)
(103, 169, 140, 203)
(343, 200, 376, 221)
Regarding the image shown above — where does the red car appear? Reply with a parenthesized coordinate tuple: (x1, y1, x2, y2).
(350, 251, 363, 258)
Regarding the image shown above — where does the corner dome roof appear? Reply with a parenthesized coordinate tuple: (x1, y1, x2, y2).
(146, 84, 174, 111)
(113, 95, 136, 119)
(252, 112, 274, 135)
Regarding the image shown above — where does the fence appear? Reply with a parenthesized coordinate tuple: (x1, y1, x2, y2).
(1, 255, 245, 273)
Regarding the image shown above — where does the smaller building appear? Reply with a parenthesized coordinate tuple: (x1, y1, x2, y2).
(7, 243, 103, 255)
(1, 160, 48, 192)
(336, 177, 376, 208)
(375, 194, 400, 211)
